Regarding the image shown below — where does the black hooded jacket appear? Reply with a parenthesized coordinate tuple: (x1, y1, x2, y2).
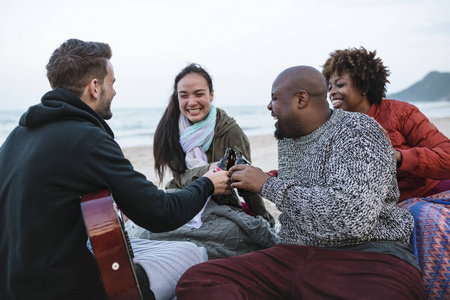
(0, 88, 213, 299)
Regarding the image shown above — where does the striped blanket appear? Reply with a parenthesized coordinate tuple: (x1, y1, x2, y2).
(399, 190, 450, 300)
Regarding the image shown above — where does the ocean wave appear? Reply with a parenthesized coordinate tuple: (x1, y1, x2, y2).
(1, 102, 450, 148)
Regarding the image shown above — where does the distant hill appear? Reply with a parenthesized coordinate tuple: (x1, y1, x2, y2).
(387, 71, 450, 102)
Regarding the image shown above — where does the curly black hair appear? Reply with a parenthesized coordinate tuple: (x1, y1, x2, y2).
(322, 47, 390, 105)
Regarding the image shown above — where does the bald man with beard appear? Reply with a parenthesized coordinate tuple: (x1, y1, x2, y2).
(175, 66, 425, 300)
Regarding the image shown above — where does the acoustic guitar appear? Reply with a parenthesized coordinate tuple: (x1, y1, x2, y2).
(80, 189, 143, 300)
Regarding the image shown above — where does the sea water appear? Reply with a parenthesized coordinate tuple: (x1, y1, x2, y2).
(1, 102, 450, 149)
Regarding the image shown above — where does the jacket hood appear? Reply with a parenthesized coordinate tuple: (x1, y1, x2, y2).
(19, 88, 114, 139)
(214, 108, 239, 137)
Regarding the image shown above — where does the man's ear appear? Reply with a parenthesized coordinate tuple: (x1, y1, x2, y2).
(297, 90, 308, 108)
(79, 79, 102, 112)
(88, 79, 101, 101)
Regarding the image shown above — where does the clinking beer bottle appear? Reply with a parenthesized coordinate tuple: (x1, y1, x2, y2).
(213, 156, 227, 172)
(234, 148, 254, 197)
(235, 148, 250, 165)
(227, 147, 237, 170)
(213, 148, 231, 172)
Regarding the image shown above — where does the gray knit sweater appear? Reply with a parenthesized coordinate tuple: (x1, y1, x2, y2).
(261, 109, 414, 248)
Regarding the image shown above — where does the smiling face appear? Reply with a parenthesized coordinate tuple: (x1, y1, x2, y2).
(328, 72, 370, 113)
(177, 73, 214, 124)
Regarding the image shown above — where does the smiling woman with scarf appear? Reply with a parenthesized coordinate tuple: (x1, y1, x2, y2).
(126, 63, 278, 259)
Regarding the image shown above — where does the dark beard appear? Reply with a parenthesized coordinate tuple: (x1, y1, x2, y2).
(100, 111, 113, 120)
(274, 127, 285, 140)
(97, 106, 112, 120)
(97, 92, 113, 120)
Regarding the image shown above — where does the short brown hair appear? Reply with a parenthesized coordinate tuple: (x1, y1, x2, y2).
(46, 39, 112, 97)
(322, 47, 390, 105)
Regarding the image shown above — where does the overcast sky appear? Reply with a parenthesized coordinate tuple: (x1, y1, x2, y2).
(1, 0, 449, 110)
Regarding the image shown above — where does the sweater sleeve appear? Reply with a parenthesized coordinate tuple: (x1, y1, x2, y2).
(261, 118, 398, 244)
(396, 105, 450, 180)
(82, 137, 214, 233)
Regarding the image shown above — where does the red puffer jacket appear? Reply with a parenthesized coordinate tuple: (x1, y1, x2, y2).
(367, 99, 450, 202)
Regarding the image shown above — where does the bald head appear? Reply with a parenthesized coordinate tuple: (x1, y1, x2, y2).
(269, 65, 332, 138)
(273, 65, 328, 105)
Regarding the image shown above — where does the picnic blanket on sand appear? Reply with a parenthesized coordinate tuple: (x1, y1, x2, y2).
(398, 190, 450, 300)
(127, 200, 280, 259)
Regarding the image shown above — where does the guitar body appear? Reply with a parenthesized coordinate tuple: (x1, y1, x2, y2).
(81, 189, 142, 300)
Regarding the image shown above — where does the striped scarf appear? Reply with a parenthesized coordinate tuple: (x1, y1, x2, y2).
(179, 105, 216, 169)
(178, 105, 216, 228)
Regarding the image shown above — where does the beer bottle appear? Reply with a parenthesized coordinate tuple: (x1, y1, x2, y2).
(234, 148, 254, 197)
(226, 146, 237, 170)
(213, 148, 231, 172)
(235, 148, 250, 165)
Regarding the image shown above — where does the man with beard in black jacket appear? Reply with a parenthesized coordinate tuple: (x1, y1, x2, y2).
(0, 39, 230, 300)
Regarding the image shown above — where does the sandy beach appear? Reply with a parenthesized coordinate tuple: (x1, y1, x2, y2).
(122, 116, 450, 222)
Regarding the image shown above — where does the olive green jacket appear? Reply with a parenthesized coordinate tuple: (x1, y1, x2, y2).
(166, 108, 274, 225)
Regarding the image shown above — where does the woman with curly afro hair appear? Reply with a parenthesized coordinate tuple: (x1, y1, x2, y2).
(323, 47, 450, 299)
